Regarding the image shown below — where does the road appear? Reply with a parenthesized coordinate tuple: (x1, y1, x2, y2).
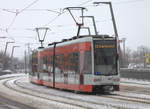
(0, 95, 35, 109)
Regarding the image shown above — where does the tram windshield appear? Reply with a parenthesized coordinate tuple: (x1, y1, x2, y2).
(94, 40, 118, 75)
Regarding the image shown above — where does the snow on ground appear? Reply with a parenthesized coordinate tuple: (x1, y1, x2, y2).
(121, 78, 150, 85)
(16, 76, 150, 109)
(0, 75, 113, 109)
(1, 74, 150, 109)
(121, 78, 150, 88)
(0, 73, 25, 79)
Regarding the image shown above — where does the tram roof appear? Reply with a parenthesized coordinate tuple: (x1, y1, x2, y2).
(38, 35, 116, 51)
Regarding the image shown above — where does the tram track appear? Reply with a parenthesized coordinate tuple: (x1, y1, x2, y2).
(100, 93, 150, 105)
(0, 74, 36, 109)
(100, 83, 150, 105)
(2, 75, 150, 109)
(9, 77, 150, 108)
(120, 82, 150, 96)
(17, 77, 150, 105)
(0, 74, 24, 81)
(2, 77, 121, 109)
(2, 76, 138, 109)
(121, 81, 150, 86)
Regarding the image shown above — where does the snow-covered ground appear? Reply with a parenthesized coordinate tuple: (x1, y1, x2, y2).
(121, 78, 150, 89)
(1, 74, 150, 109)
(0, 73, 25, 79)
(121, 78, 150, 85)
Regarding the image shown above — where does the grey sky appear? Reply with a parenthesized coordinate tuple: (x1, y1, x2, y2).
(0, 0, 150, 59)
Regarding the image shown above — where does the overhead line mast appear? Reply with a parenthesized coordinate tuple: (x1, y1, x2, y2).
(93, 2, 118, 38)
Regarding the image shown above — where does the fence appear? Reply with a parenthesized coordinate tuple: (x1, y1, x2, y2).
(120, 68, 150, 81)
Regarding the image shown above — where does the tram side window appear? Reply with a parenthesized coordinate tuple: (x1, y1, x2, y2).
(50, 56, 53, 65)
(55, 54, 64, 68)
(43, 56, 49, 71)
(55, 54, 65, 75)
(84, 51, 92, 74)
(39, 57, 43, 72)
(43, 56, 48, 64)
(32, 56, 38, 73)
(31, 53, 38, 73)
(69, 52, 79, 73)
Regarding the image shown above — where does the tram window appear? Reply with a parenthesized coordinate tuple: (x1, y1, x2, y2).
(55, 54, 64, 67)
(50, 56, 53, 65)
(94, 49, 116, 65)
(39, 57, 43, 72)
(84, 51, 92, 74)
(31, 52, 38, 74)
(54, 54, 64, 75)
(80, 53, 84, 73)
(43, 56, 48, 65)
(94, 40, 116, 65)
(47, 56, 50, 64)
(68, 52, 79, 73)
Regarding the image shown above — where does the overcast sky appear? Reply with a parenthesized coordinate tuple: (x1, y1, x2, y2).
(0, 0, 150, 59)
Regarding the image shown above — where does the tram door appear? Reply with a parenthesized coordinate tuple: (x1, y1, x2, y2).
(64, 72, 68, 84)
(80, 53, 84, 85)
(31, 51, 38, 77)
(64, 54, 68, 85)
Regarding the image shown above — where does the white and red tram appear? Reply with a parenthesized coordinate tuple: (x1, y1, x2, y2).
(29, 35, 120, 93)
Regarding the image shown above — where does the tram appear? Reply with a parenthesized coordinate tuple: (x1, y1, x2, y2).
(29, 35, 120, 92)
(29, 2, 120, 93)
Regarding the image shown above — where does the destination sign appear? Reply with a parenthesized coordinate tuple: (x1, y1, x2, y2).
(95, 45, 115, 49)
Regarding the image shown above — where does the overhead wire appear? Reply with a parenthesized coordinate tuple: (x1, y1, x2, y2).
(5, 0, 40, 31)
(77, 0, 93, 6)
(19, 0, 40, 14)
(1, 0, 94, 33)
(7, 13, 18, 30)
(41, 0, 109, 34)
(1, 9, 18, 14)
(43, 8, 66, 27)
(113, 0, 145, 4)
(44, 14, 62, 26)
(1, 8, 62, 14)
(42, 0, 94, 27)
(0, 0, 145, 36)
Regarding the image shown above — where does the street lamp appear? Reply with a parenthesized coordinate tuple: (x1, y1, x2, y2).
(11, 46, 20, 58)
(119, 38, 126, 67)
(93, 2, 118, 38)
(4, 42, 15, 56)
(121, 38, 126, 59)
